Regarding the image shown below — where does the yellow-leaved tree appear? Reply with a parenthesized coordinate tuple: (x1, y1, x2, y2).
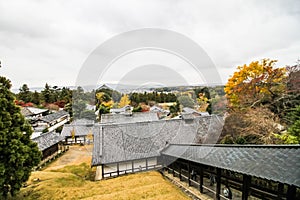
(118, 94, 131, 108)
(224, 59, 287, 110)
(95, 92, 113, 118)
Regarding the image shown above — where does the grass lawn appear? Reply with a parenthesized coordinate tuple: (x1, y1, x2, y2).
(12, 163, 191, 200)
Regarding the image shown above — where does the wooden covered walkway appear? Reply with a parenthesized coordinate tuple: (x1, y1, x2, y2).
(161, 144, 300, 200)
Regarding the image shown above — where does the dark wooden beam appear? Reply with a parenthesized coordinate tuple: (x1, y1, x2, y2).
(277, 183, 284, 200)
(117, 163, 119, 176)
(242, 175, 251, 200)
(286, 185, 296, 200)
(101, 164, 104, 179)
(188, 161, 191, 186)
(132, 160, 134, 173)
(179, 164, 182, 181)
(146, 158, 148, 170)
(216, 168, 221, 200)
(172, 163, 175, 177)
(199, 165, 204, 193)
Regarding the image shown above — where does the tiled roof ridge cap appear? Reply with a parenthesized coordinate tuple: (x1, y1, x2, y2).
(166, 143, 300, 148)
(98, 115, 212, 127)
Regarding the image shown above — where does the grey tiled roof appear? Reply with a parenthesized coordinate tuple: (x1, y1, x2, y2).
(70, 119, 95, 125)
(61, 124, 93, 137)
(40, 110, 69, 123)
(162, 144, 300, 187)
(100, 112, 159, 124)
(32, 131, 64, 151)
(182, 107, 209, 116)
(21, 107, 48, 116)
(92, 115, 224, 166)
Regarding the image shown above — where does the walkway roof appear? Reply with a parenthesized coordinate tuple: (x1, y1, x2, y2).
(162, 144, 300, 187)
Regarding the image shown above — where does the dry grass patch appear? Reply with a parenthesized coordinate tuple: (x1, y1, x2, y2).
(13, 164, 190, 200)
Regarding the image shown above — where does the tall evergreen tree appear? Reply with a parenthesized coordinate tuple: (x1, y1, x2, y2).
(17, 84, 32, 103)
(41, 83, 51, 103)
(0, 76, 41, 198)
(32, 90, 41, 105)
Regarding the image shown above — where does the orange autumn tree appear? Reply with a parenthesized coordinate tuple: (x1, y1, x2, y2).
(225, 59, 287, 110)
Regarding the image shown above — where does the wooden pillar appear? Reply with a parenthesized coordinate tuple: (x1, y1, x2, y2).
(117, 163, 120, 176)
(216, 168, 221, 200)
(132, 160, 134, 173)
(242, 175, 251, 200)
(188, 161, 191, 186)
(199, 165, 204, 193)
(286, 185, 296, 200)
(101, 164, 104, 179)
(277, 183, 284, 200)
(179, 163, 182, 181)
(172, 163, 175, 177)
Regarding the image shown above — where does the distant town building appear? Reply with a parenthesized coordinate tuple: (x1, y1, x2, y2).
(21, 106, 49, 121)
(110, 105, 133, 114)
(101, 112, 159, 124)
(36, 110, 70, 132)
(61, 119, 94, 144)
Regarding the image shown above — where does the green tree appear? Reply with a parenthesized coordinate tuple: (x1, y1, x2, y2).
(95, 92, 113, 119)
(80, 110, 96, 121)
(72, 100, 86, 118)
(32, 90, 41, 105)
(177, 95, 195, 108)
(41, 83, 52, 103)
(17, 84, 32, 103)
(0, 76, 41, 198)
(277, 105, 300, 144)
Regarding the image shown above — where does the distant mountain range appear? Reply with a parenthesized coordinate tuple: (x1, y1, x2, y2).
(12, 82, 224, 94)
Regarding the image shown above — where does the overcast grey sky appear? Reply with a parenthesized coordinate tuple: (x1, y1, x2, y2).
(0, 0, 299, 89)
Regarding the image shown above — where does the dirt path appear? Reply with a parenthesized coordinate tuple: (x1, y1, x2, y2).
(44, 145, 93, 171)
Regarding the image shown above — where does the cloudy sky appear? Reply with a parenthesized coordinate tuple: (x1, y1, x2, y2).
(0, 0, 299, 90)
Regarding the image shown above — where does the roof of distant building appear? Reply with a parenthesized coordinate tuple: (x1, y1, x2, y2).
(32, 131, 64, 151)
(110, 105, 132, 114)
(21, 107, 48, 117)
(86, 104, 96, 111)
(162, 144, 300, 188)
(182, 107, 209, 116)
(100, 112, 159, 124)
(70, 118, 95, 126)
(40, 110, 69, 123)
(61, 124, 93, 137)
(150, 105, 163, 112)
